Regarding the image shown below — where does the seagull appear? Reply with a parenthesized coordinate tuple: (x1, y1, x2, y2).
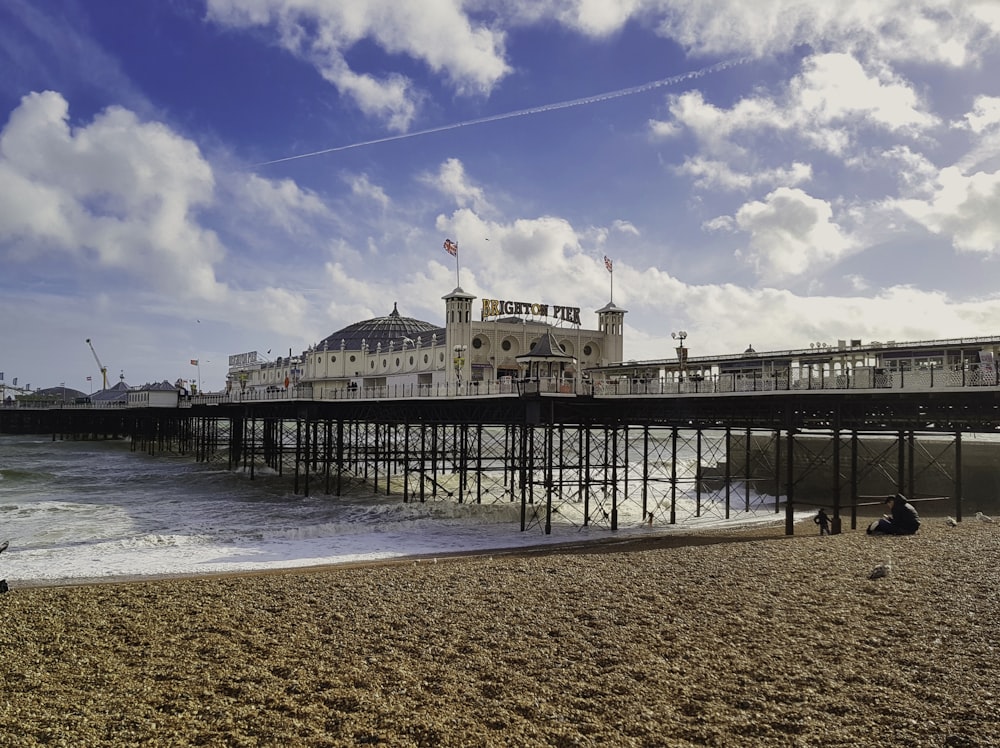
(976, 511, 994, 523)
(0, 539, 8, 554)
(946, 516, 958, 527)
(868, 561, 892, 580)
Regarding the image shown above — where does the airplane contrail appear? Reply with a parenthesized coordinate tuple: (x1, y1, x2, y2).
(252, 56, 752, 168)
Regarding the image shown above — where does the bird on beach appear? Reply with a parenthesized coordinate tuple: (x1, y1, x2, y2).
(946, 516, 958, 527)
(976, 511, 994, 523)
(868, 561, 892, 580)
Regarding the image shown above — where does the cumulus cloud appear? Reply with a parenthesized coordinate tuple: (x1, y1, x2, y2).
(659, 52, 938, 164)
(239, 174, 331, 233)
(734, 187, 854, 280)
(956, 95, 1000, 134)
(206, 0, 510, 131)
(0, 90, 226, 299)
(678, 157, 811, 191)
(651, 0, 1000, 67)
(505, 1, 1000, 68)
(613, 219, 640, 236)
(423, 158, 494, 214)
(895, 167, 1000, 254)
(345, 173, 391, 210)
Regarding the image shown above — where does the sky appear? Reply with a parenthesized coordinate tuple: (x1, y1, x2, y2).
(3, 1, 1000, 393)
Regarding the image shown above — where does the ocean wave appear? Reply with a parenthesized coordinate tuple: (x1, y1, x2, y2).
(0, 467, 56, 484)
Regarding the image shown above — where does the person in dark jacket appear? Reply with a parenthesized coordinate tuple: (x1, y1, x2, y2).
(867, 493, 921, 535)
(814, 508, 832, 535)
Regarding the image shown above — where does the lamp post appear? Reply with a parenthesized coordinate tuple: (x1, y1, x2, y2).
(671, 331, 688, 382)
(453, 345, 467, 389)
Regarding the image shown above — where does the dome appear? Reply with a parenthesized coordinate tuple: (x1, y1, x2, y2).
(318, 303, 444, 351)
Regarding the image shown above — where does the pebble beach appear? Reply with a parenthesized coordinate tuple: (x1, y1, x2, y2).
(1, 519, 997, 747)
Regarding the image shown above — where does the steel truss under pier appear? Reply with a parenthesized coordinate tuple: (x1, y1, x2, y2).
(3, 388, 996, 534)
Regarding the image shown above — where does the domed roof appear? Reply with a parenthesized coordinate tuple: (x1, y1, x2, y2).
(318, 303, 444, 351)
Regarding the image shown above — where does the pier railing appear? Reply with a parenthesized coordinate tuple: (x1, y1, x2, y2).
(5, 362, 997, 410)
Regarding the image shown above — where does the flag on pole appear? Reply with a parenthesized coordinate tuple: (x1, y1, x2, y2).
(86, 376, 92, 382)
(444, 239, 458, 257)
(190, 359, 199, 366)
(604, 255, 613, 273)
(12, 377, 16, 386)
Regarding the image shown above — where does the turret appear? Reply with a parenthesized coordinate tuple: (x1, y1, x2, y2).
(596, 302, 627, 365)
(443, 287, 476, 383)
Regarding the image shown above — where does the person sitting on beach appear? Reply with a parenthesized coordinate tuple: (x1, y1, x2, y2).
(867, 493, 920, 536)
(813, 508, 832, 535)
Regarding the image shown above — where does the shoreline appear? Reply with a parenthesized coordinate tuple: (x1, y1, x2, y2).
(7, 518, 796, 589)
(2, 519, 995, 746)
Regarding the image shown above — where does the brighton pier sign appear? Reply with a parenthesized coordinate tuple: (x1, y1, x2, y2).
(228, 351, 260, 368)
(481, 298, 581, 325)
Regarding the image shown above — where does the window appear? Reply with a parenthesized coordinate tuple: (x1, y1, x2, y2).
(395, 357, 400, 366)
(502, 340, 512, 351)
(583, 345, 592, 356)
(409, 356, 414, 365)
(472, 338, 483, 349)
(349, 355, 356, 363)
(424, 354, 429, 364)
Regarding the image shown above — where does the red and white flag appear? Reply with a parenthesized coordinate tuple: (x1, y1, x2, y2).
(604, 255, 613, 273)
(190, 359, 199, 366)
(443, 239, 458, 257)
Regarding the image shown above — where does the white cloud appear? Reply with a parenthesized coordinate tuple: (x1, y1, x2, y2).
(952, 96, 1000, 173)
(648, 118, 681, 138)
(734, 187, 853, 280)
(612, 219, 639, 236)
(240, 174, 331, 233)
(678, 157, 811, 191)
(423, 158, 495, 214)
(651, 0, 1000, 67)
(0, 90, 226, 300)
(955, 95, 1000, 134)
(703, 215, 735, 233)
(790, 53, 938, 141)
(505, 1, 1000, 69)
(661, 52, 938, 163)
(345, 173, 391, 210)
(206, 0, 510, 131)
(895, 166, 1000, 254)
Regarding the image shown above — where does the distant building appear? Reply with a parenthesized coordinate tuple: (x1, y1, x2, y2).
(90, 380, 131, 408)
(127, 381, 181, 408)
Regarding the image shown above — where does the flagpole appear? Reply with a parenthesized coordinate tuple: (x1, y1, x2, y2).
(604, 255, 614, 303)
(444, 238, 461, 286)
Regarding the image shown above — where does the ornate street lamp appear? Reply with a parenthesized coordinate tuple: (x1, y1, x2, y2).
(671, 331, 688, 379)
(453, 344, 467, 387)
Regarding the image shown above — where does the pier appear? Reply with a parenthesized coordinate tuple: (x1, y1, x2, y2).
(4, 379, 998, 536)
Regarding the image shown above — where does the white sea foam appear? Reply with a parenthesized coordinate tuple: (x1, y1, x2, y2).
(0, 434, 797, 585)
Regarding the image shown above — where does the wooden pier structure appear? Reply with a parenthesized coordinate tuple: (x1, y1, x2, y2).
(3, 386, 998, 535)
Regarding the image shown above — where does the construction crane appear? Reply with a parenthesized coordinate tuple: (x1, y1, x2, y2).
(85, 338, 108, 390)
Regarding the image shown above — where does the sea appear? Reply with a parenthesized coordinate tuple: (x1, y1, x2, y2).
(0, 433, 789, 586)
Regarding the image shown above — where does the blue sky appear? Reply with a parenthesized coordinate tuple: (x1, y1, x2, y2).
(3, 1, 1000, 392)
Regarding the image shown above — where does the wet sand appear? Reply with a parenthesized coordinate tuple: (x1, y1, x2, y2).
(1, 519, 997, 747)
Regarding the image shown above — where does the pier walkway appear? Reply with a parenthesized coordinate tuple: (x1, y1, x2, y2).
(3, 376, 998, 537)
